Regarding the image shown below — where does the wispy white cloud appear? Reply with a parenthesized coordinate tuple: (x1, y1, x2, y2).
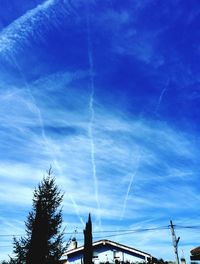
(0, 0, 91, 59)
(0, 70, 199, 261)
(0, 0, 56, 56)
(92, 5, 164, 67)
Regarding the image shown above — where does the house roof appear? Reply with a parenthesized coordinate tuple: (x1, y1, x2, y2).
(190, 246, 200, 260)
(61, 239, 152, 260)
(191, 246, 200, 255)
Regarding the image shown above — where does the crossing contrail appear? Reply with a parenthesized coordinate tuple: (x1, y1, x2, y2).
(0, 0, 85, 225)
(120, 153, 141, 220)
(9, 55, 85, 226)
(86, 3, 102, 228)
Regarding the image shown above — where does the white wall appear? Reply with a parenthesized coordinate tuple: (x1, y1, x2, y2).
(68, 249, 146, 264)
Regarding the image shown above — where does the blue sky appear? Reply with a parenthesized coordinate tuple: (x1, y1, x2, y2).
(0, 0, 200, 261)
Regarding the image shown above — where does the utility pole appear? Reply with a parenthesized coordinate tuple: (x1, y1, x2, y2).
(170, 220, 180, 264)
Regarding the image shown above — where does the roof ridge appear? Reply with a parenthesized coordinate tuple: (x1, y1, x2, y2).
(63, 238, 152, 258)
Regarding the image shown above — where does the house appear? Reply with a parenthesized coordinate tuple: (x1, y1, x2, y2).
(60, 238, 153, 264)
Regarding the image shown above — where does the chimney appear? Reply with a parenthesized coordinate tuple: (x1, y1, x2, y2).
(70, 237, 78, 250)
(181, 258, 186, 264)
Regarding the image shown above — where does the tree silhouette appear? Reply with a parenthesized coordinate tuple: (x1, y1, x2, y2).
(83, 213, 93, 264)
(10, 168, 66, 264)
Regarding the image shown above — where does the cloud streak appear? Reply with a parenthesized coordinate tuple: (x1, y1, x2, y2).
(0, 0, 57, 56)
(86, 3, 101, 228)
(120, 152, 141, 220)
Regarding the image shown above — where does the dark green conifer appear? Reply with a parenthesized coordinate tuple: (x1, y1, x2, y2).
(10, 168, 66, 264)
(83, 213, 93, 264)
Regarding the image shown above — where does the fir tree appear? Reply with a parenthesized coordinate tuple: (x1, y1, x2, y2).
(10, 168, 66, 264)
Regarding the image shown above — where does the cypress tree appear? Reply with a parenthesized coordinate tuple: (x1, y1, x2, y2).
(10, 168, 66, 264)
(83, 213, 93, 264)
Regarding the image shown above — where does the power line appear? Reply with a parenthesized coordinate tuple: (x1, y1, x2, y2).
(175, 225, 200, 229)
(0, 225, 199, 248)
(0, 224, 200, 240)
(0, 226, 168, 237)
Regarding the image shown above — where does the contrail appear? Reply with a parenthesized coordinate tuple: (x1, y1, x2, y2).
(9, 55, 84, 226)
(86, 3, 101, 228)
(155, 87, 167, 112)
(0, 0, 84, 225)
(120, 153, 141, 220)
(154, 82, 169, 114)
(0, 0, 58, 55)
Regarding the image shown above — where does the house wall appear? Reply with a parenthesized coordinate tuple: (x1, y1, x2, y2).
(67, 249, 146, 264)
(93, 249, 146, 263)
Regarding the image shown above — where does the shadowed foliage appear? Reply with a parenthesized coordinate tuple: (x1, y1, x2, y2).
(83, 213, 93, 264)
(9, 168, 66, 264)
